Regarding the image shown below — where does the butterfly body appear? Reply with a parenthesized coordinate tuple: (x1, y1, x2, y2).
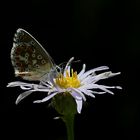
(11, 28, 57, 81)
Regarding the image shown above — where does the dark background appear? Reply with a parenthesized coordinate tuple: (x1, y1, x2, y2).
(1, 0, 139, 140)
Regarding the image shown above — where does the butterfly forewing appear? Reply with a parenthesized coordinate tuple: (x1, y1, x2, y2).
(11, 28, 55, 81)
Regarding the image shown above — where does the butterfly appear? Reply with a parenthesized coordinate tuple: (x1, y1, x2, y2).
(11, 28, 57, 81)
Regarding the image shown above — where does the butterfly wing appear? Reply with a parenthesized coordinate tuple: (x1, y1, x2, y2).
(11, 28, 55, 81)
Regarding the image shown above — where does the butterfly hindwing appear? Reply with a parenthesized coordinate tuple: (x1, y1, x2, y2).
(11, 28, 55, 81)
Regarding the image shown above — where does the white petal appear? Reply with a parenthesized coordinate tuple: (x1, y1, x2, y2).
(91, 84, 115, 95)
(98, 85, 122, 89)
(34, 84, 53, 91)
(64, 57, 74, 74)
(7, 81, 41, 90)
(40, 81, 53, 88)
(90, 91, 106, 94)
(20, 85, 33, 90)
(75, 99, 83, 114)
(70, 91, 83, 100)
(71, 88, 86, 101)
(80, 83, 97, 89)
(79, 88, 95, 98)
(79, 86, 106, 94)
(90, 71, 121, 83)
(81, 83, 120, 95)
(7, 81, 19, 87)
(33, 92, 58, 103)
(80, 75, 93, 84)
(64, 66, 70, 77)
(116, 86, 122, 89)
(7, 81, 29, 87)
(16, 90, 35, 104)
(80, 66, 109, 80)
(78, 64, 86, 78)
(67, 66, 71, 75)
(53, 116, 61, 120)
(35, 88, 52, 92)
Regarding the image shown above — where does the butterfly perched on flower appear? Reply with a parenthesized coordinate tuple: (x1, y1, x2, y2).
(11, 28, 57, 81)
(8, 28, 122, 110)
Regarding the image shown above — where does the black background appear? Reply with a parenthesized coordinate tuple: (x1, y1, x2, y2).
(1, 0, 139, 140)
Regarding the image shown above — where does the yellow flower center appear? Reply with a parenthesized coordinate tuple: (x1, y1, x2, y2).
(55, 69, 81, 89)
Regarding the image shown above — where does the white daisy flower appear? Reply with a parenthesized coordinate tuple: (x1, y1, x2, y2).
(7, 57, 122, 114)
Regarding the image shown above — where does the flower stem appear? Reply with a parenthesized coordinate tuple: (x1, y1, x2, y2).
(62, 114, 75, 140)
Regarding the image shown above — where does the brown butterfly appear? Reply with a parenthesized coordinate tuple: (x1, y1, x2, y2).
(11, 28, 57, 81)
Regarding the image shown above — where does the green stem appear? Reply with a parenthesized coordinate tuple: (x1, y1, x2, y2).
(62, 115, 75, 140)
